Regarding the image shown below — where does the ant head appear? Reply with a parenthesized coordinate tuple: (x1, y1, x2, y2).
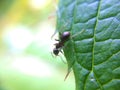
(53, 48, 59, 56)
(60, 31, 70, 41)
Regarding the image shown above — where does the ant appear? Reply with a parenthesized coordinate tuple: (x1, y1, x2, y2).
(53, 29, 85, 56)
(52, 29, 85, 80)
(53, 31, 70, 56)
(52, 31, 70, 80)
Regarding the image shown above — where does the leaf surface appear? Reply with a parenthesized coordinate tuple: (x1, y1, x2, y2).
(57, 0, 120, 90)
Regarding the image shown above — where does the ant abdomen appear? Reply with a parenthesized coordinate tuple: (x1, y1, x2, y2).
(60, 31, 70, 42)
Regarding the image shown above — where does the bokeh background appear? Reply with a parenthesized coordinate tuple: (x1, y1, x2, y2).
(0, 0, 75, 90)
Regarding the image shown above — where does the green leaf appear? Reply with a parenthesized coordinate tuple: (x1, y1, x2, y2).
(57, 0, 120, 90)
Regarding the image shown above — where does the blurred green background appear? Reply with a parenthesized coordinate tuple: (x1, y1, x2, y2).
(0, 0, 75, 90)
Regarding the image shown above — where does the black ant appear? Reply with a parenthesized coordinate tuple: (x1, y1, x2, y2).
(53, 31, 70, 56)
(53, 29, 85, 56)
(52, 31, 71, 80)
(52, 29, 85, 80)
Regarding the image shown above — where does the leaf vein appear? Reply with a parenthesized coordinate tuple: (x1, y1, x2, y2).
(92, 0, 103, 89)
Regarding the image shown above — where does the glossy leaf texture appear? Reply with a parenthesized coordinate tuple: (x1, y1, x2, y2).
(56, 0, 120, 90)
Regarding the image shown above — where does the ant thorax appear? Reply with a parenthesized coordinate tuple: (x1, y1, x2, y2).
(54, 42, 63, 48)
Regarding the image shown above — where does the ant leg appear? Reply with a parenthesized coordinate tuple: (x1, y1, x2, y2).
(59, 50, 67, 64)
(51, 9, 70, 39)
(54, 43, 59, 46)
(60, 50, 64, 54)
(59, 55, 66, 64)
(59, 20, 70, 33)
(71, 29, 85, 39)
(55, 39, 60, 41)
(64, 68, 72, 81)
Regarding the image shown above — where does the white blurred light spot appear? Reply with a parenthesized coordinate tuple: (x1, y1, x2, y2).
(3, 25, 33, 51)
(11, 56, 54, 77)
(35, 22, 54, 45)
(29, 0, 49, 9)
(34, 22, 56, 52)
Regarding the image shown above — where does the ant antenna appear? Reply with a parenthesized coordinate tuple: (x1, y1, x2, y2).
(51, 20, 70, 39)
(51, 30, 58, 39)
(50, 1, 71, 38)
